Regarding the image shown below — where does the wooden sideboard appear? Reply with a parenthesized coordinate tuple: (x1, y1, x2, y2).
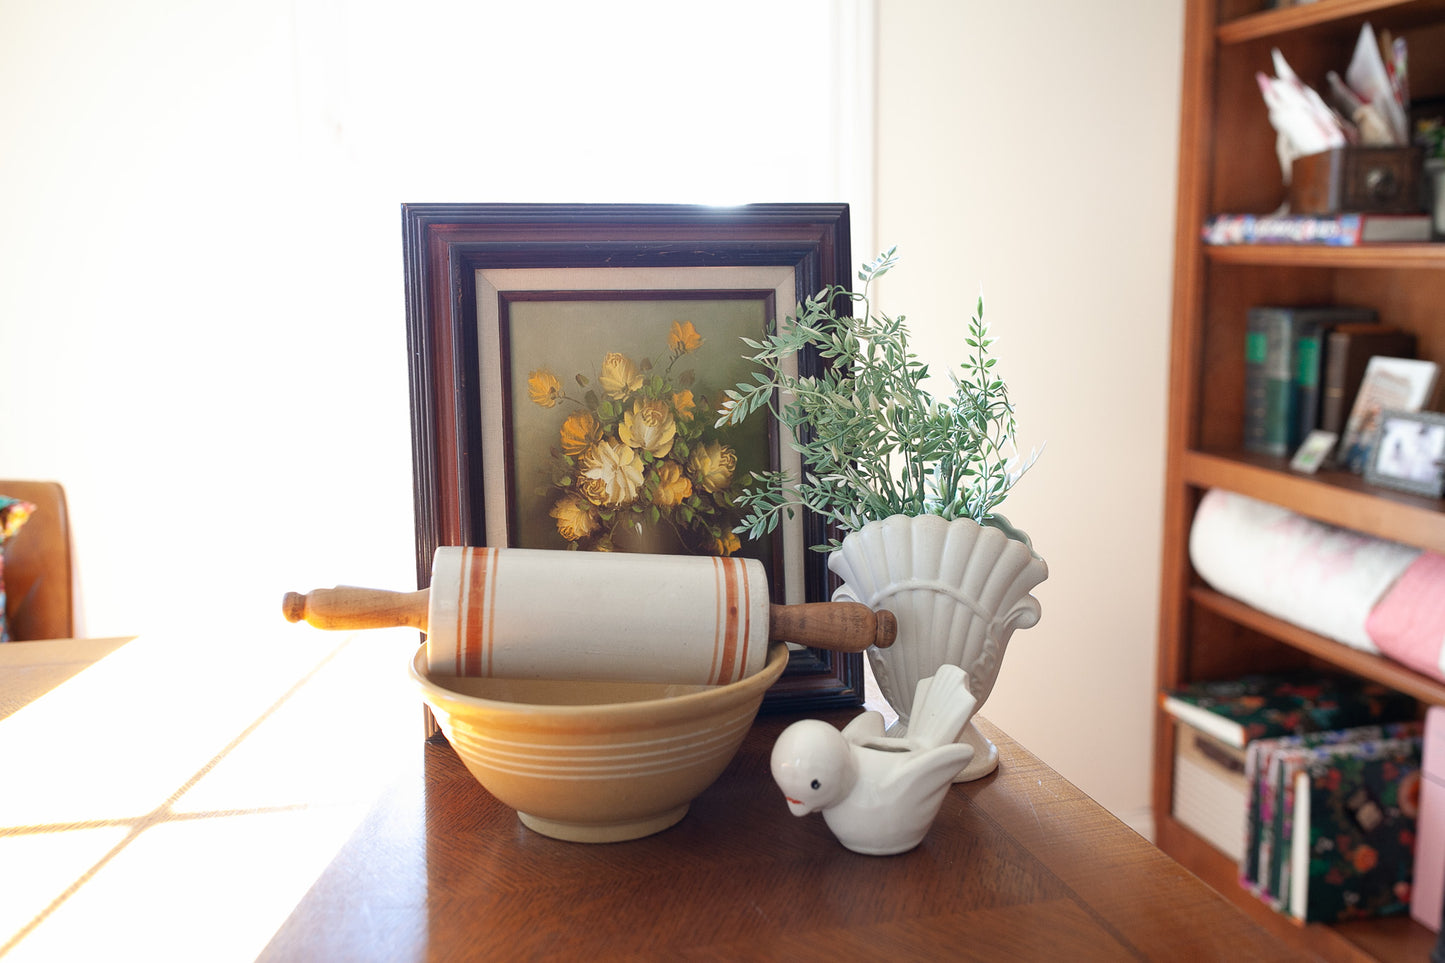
(0, 636, 1298, 960)
(261, 714, 1299, 961)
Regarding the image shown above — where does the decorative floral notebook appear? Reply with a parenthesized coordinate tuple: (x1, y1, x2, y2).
(1164, 672, 1419, 749)
(1290, 732, 1424, 923)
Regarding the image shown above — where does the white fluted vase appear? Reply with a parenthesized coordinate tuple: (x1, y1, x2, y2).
(829, 513, 1048, 781)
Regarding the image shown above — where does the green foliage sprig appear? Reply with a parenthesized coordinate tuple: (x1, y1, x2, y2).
(716, 248, 1039, 551)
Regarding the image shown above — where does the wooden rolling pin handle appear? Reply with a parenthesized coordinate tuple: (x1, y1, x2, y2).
(282, 587, 430, 632)
(768, 601, 897, 651)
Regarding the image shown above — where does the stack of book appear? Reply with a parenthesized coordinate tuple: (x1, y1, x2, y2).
(1162, 671, 1422, 921)
(1243, 306, 1417, 459)
(1242, 723, 1423, 924)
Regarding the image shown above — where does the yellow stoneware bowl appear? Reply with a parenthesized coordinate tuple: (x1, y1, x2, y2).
(410, 641, 789, 843)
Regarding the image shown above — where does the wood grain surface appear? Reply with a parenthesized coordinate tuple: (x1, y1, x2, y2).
(260, 714, 1301, 962)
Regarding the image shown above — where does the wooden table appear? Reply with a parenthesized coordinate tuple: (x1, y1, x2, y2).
(260, 713, 1301, 961)
(0, 636, 132, 722)
(0, 637, 1298, 960)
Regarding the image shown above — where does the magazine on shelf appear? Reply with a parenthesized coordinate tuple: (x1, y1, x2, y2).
(1202, 212, 1432, 246)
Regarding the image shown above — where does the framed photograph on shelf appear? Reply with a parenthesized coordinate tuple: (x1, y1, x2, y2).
(1364, 409, 1445, 498)
(401, 203, 861, 710)
(1336, 356, 1441, 472)
(1290, 430, 1338, 474)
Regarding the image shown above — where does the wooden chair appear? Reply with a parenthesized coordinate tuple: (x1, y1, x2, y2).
(1, 480, 75, 640)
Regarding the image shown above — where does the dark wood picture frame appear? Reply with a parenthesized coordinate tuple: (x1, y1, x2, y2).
(401, 202, 861, 711)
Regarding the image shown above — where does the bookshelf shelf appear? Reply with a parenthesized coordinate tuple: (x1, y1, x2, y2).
(1159, 1, 1445, 957)
(1218, 0, 1445, 45)
(1190, 586, 1445, 707)
(1182, 449, 1445, 552)
(1205, 242, 1445, 270)
(1155, 814, 1440, 960)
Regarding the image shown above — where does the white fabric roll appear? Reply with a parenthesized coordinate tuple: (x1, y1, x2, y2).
(1188, 489, 1420, 652)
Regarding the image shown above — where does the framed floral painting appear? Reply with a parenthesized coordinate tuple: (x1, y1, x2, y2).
(500, 288, 777, 556)
(401, 203, 861, 710)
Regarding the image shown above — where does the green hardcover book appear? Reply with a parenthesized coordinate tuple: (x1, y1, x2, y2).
(1244, 308, 1291, 455)
(1243, 307, 1377, 456)
(1292, 308, 1376, 443)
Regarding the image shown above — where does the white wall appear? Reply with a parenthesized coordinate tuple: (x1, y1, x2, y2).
(873, 1, 1183, 833)
(0, 0, 865, 643)
(2, 0, 1183, 832)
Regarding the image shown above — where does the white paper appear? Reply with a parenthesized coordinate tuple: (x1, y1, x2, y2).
(1346, 23, 1408, 144)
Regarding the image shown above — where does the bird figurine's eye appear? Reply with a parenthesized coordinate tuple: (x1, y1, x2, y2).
(810, 779, 821, 790)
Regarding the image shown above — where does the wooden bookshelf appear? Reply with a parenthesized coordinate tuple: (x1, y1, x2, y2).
(1157, 1, 1445, 958)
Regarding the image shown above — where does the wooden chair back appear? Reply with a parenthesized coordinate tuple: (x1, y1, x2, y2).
(1, 480, 75, 640)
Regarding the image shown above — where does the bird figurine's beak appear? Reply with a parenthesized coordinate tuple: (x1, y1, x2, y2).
(783, 795, 811, 815)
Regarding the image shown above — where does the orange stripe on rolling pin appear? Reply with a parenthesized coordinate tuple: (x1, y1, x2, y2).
(708, 557, 725, 685)
(481, 548, 499, 676)
(460, 548, 494, 677)
(738, 559, 752, 683)
(454, 549, 471, 675)
(718, 557, 741, 684)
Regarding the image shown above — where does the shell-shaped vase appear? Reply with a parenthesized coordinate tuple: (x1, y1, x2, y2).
(828, 513, 1048, 780)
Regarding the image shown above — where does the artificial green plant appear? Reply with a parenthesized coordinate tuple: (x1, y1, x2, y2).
(716, 248, 1038, 551)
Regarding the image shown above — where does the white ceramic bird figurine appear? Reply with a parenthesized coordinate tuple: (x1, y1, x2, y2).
(770, 664, 979, 855)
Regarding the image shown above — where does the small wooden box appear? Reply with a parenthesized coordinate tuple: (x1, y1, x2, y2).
(1290, 146, 1425, 215)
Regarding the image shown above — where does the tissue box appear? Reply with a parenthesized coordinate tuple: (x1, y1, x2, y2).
(1173, 724, 1248, 862)
(1290, 146, 1425, 215)
(1412, 706, 1445, 932)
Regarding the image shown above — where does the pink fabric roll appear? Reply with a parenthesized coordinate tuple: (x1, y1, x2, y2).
(1365, 551, 1445, 684)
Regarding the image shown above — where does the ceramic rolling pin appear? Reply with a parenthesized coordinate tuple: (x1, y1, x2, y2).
(283, 546, 895, 685)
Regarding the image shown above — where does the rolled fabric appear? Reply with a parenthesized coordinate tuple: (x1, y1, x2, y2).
(1189, 489, 1420, 652)
(1366, 551, 1445, 683)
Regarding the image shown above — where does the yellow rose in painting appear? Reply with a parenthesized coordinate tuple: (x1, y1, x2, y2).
(579, 438, 644, 507)
(531, 321, 747, 553)
(559, 410, 602, 457)
(618, 398, 677, 457)
(653, 460, 692, 507)
(598, 352, 643, 400)
(668, 320, 703, 355)
(549, 494, 598, 542)
(689, 440, 737, 494)
(528, 369, 564, 408)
